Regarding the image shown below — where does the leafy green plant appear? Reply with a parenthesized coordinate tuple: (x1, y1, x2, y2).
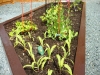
(56, 54, 65, 71)
(64, 29, 78, 55)
(26, 42, 35, 62)
(70, 0, 82, 11)
(36, 56, 49, 70)
(28, 32, 34, 41)
(64, 64, 72, 75)
(56, 54, 72, 75)
(14, 35, 26, 48)
(37, 36, 44, 47)
(45, 43, 56, 59)
(23, 62, 36, 70)
(61, 46, 69, 58)
(13, 32, 34, 50)
(23, 42, 49, 71)
(9, 21, 38, 37)
(40, 4, 72, 40)
(47, 69, 53, 75)
(23, 56, 49, 71)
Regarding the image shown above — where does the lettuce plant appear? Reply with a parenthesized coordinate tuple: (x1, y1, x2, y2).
(9, 21, 38, 37)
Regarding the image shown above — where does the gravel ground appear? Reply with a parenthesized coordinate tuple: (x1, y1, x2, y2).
(0, 37, 13, 75)
(0, 2, 45, 23)
(86, 0, 100, 75)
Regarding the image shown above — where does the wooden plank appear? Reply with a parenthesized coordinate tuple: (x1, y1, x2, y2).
(3, 0, 11, 2)
(0, 0, 3, 3)
(0, 0, 13, 5)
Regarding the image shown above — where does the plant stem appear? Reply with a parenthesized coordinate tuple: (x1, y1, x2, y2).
(67, 0, 70, 8)
(67, 0, 70, 17)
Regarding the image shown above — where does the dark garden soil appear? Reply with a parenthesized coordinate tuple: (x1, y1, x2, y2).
(4, 2, 83, 75)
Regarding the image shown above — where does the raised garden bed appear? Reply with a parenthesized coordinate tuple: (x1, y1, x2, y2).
(0, 1, 85, 75)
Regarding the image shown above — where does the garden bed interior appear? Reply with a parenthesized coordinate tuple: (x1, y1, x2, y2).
(0, 2, 85, 75)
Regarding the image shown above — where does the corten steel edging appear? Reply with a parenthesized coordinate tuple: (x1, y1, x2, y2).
(0, 2, 85, 75)
(73, 2, 85, 75)
(0, 24, 27, 75)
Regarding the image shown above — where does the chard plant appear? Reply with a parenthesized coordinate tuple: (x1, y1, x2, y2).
(45, 43, 56, 59)
(47, 69, 53, 75)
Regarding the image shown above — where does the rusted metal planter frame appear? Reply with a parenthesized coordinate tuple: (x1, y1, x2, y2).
(0, 2, 85, 75)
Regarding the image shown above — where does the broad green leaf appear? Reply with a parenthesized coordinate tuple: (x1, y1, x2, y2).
(61, 46, 68, 58)
(60, 57, 64, 69)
